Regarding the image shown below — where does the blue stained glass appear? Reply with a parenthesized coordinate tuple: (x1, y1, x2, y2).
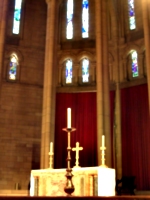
(13, 0, 22, 34)
(128, 0, 136, 30)
(131, 51, 138, 77)
(82, 58, 89, 82)
(66, 0, 73, 39)
(82, 0, 89, 38)
(66, 60, 72, 83)
(9, 55, 18, 80)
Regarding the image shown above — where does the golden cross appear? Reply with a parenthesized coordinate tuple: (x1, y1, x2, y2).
(72, 142, 83, 168)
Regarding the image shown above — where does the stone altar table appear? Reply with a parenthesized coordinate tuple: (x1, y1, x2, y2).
(30, 166, 115, 196)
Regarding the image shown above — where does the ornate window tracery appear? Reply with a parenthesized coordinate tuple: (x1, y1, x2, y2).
(82, 0, 89, 38)
(128, 0, 136, 30)
(66, 59, 73, 83)
(13, 0, 23, 34)
(8, 53, 19, 81)
(131, 51, 138, 77)
(82, 58, 89, 82)
(66, 0, 73, 39)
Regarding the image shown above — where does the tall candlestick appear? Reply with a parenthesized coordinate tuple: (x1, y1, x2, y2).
(102, 135, 105, 147)
(50, 142, 53, 153)
(67, 108, 71, 128)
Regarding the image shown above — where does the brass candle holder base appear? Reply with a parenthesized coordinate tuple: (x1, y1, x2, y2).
(63, 127, 76, 196)
(100, 146, 108, 167)
(64, 169, 75, 196)
(48, 152, 54, 169)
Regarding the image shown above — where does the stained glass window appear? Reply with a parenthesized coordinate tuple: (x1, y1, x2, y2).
(82, 0, 89, 38)
(66, 0, 73, 39)
(13, 0, 22, 34)
(128, 0, 136, 30)
(82, 58, 89, 82)
(8, 54, 18, 80)
(131, 51, 138, 77)
(66, 59, 72, 83)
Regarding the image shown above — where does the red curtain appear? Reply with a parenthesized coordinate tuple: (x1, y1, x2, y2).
(54, 92, 97, 169)
(54, 91, 115, 169)
(121, 84, 150, 190)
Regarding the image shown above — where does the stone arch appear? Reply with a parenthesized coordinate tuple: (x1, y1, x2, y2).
(123, 44, 142, 59)
(59, 52, 77, 65)
(77, 50, 95, 62)
(5, 48, 23, 62)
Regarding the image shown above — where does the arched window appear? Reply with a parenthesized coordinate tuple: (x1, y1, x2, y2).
(66, 59, 73, 83)
(82, 58, 89, 82)
(8, 54, 18, 80)
(13, 0, 23, 34)
(131, 51, 138, 77)
(128, 0, 136, 30)
(66, 0, 73, 39)
(82, 0, 89, 38)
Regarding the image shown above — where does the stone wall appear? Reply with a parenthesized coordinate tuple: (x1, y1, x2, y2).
(0, 0, 46, 189)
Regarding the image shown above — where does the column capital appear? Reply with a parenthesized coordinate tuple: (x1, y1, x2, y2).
(45, 0, 51, 4)
(46, 0, 62, 5)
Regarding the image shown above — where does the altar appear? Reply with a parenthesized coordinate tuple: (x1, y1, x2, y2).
(30, 166, 116, 197)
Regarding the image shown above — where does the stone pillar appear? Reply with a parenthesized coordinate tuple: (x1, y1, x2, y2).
(142, 0, 150, 112)
(122, 58, 127, 82)
(90, 61, 96, 84)
(95, 0, 111, 167)
(58, 64, 62, 86)
(40, 0, 57, 169)
(73, 63, 79, 85)
(114, 83, 122, 180)
(108, 0, 122, 180)
(0, 0, 8, 78)
(138, 53, 144, 78)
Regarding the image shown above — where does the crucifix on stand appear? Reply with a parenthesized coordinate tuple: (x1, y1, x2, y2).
(72, 142, 83, 168)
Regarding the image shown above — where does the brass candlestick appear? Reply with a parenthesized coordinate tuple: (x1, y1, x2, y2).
(100, 135, 107, 167)
(100, 145, 107, 167)
(63, 127, 76, 196)
(48, 152, 54, 169)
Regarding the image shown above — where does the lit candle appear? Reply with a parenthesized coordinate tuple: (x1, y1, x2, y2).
(50, 142, 53, 153)
(67, 108, 71, 128)
(102, 135, 105, 147)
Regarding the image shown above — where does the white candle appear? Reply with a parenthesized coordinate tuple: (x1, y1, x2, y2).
(102, 135, 105, 147)
(67, 108, 71, 128)
(50, 142, 53, 153)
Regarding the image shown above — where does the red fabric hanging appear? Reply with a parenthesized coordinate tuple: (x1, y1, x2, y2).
(121, 84, 150, 190)
(54, 91, 115, 169)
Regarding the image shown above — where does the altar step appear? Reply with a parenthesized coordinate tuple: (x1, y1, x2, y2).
(0, 190, 28, 196)
(0, 196, 150, 200)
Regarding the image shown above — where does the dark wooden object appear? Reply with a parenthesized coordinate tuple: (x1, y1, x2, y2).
(116, 176, 136, 195)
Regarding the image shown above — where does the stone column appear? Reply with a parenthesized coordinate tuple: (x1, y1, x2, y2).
(95, 0, 111, 167)
(73, 63, 79, 85)
(142, 0, 150, 112)
(58, 64, 62, 86)
(114, 83, 122, 180)
(40, 0, 57, 169)
(138, 53, 144, 78)
(108, 0, 122, 180)
(0, 0, 8, 78)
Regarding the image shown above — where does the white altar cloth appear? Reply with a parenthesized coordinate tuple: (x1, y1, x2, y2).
(30, 166, 115, 196)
